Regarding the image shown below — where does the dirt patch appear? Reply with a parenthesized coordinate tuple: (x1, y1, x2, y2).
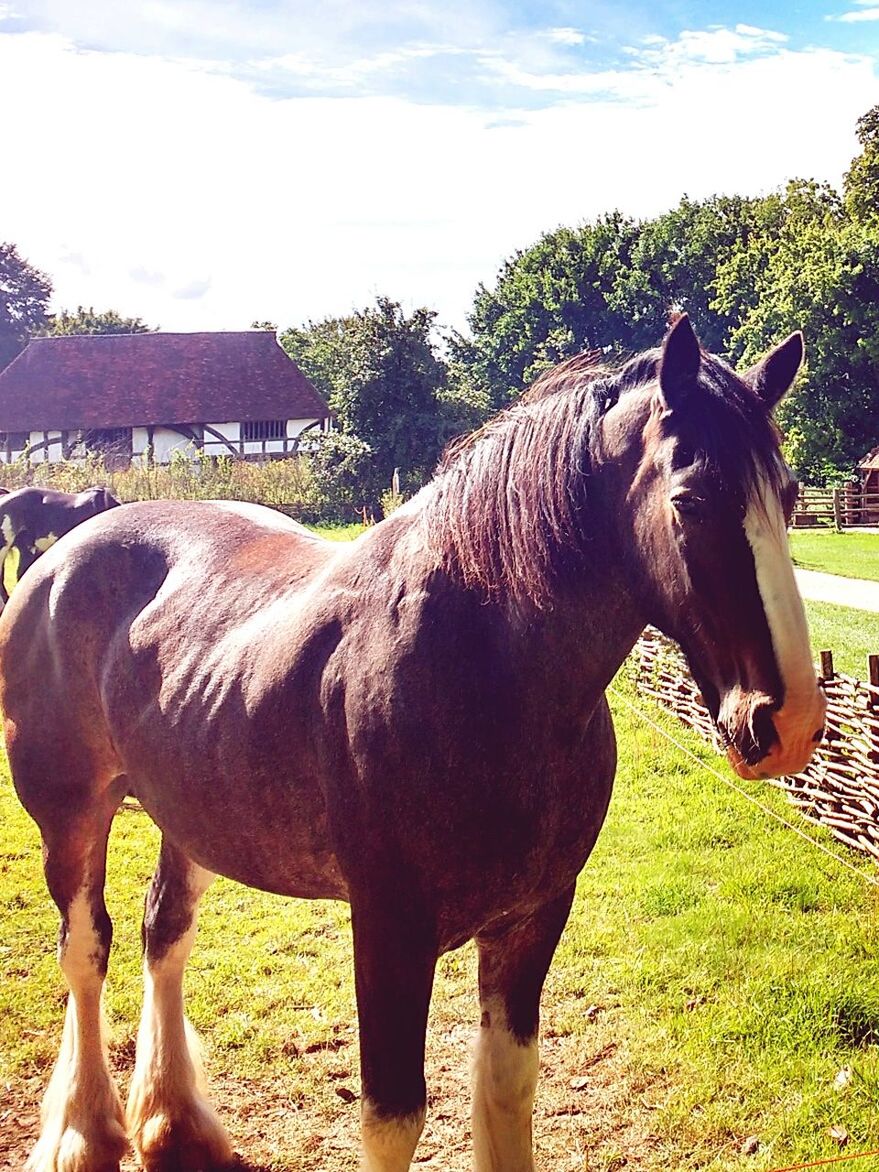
(0, 1016, 665, 1171)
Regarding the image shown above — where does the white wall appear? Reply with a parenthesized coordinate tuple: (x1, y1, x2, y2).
(202, 421, 240, 458)
(25, 429, 63, 464)
(0, 418, 326, 465)
(132, 426, 199, 465)
(204, 419, 320, 458)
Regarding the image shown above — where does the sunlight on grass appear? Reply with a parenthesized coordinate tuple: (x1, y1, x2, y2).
(790, 530, 879, 583)
(803, 598, 879, 679)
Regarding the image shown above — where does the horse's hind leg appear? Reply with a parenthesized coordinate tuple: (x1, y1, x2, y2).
(127, 836, 233, 1172)
(472, 885, 575, 1172)
(26, 804, 128, 1172)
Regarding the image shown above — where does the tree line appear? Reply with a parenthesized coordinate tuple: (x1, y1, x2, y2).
(2, 104, 878, 509)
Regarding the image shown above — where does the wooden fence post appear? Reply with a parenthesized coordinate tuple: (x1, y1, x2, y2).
(832, 488, 843, 532)
(820, 650, 835, 681)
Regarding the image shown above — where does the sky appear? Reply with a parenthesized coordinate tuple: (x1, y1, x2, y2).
(1, 1, 878, 335)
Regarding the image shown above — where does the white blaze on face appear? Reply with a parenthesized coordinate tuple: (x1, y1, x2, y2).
(741, 467, 825, 776)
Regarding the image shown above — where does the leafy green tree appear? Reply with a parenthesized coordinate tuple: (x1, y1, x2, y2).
(844, 105, 879, 224)
(0, 242, 52, 370)
(280, 297, 453, 510)
(48, 306, 153, 335)
(729, 223, 879, 483)
(459, 214, 641, 407)
(611, 194, 793, 353)
(309, 431, 376, 520)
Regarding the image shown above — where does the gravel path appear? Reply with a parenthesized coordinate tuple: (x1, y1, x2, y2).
(794, 568, 879, 614)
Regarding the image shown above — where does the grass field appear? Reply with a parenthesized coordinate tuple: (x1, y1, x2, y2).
(310, 523, 367, 542)
(790, 530, 879, 582)
(803, 599, 879, 678)
(3, 677, 879, 1171)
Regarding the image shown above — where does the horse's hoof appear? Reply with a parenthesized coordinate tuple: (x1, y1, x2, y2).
(26, 1121, 128, 1172)
(133, 1104, 235, 1172)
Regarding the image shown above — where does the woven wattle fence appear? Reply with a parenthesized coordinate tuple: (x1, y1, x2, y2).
(630, 627, 879, 861)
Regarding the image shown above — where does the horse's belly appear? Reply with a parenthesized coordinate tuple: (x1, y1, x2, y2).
(122, 745, 348, 901)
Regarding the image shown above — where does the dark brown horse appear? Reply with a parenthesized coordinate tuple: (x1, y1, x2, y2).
(0, 485, 120, 610)
(1, 317, 825, 1172)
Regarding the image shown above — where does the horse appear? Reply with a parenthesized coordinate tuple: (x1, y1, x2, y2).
(0, 485, 120, 610)
(0, 316, 825, 1172)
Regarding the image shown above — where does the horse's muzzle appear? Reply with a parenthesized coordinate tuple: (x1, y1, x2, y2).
(722, 688, 826, 781)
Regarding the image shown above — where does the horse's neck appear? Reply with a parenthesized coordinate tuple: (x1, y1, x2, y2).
(508, 559, 647, 707)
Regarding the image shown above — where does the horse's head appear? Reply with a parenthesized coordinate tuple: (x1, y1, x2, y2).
(601, 315, 825, 780)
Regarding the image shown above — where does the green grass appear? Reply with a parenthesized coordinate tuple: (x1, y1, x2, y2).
(803, 598, 879, 678)
(4, 685, 879, 1170)
(309, 523, 367, 542)
(790, 530, 879, 582)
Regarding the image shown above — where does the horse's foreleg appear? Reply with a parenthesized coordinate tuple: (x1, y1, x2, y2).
(127, 837, 233, 1172)
(351, 897, 437, 1172)
(472, 885, 575, 1172)
(27, 813, 128, 1172)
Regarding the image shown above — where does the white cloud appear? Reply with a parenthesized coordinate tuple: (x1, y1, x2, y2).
(0, 29, 876, 335)
(541, 27, 587, 46)
(835, 6, 879, 19)
(479, 25, 794, 98)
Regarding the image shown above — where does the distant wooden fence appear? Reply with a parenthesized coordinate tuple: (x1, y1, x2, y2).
(794, 485, 879, 529)
(631, 628, 879, 861)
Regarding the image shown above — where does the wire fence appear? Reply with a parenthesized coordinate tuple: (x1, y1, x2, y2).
(629, 628, 879, 863)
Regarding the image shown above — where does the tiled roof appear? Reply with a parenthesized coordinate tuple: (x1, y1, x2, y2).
(0, 332, 330, 431)
(859, 445, 879, 472)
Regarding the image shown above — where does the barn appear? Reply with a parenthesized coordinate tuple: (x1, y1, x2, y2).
(0, 331, 331, 466)
(858, 444, 879, 523)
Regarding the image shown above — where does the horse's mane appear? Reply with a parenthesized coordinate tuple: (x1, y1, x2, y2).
(424, 346, 783, 610)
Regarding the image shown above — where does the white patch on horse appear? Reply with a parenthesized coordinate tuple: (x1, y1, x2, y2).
(26, 889, 127, 1172)
(127, 862, 231, 1170)
(34, 532, 59, 553)
(1, 514, 14, 548)
(742, 468, 824, 772)
(360, 1100, 425, 1172)
(471, 999, 539, 1172)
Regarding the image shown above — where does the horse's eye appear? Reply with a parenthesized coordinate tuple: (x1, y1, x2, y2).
(671, 491, 704, 518)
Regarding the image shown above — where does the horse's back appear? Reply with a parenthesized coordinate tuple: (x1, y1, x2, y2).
(0, 500, 345, 850)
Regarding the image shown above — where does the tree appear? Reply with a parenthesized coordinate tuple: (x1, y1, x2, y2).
(280, 298, 453, 511)
(0, 242, 52, 371)
(844, 104, 879, 224)
(715, 181, 878, 482)
(48, 306, 153, 335)
(457, 135, 878, 484)
(459, 214, 641, 408)
(610, 193, 789, 353)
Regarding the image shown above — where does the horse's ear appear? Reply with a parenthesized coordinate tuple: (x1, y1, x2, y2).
(742, 332, 803, 409)
(658, 314, 701, 411)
